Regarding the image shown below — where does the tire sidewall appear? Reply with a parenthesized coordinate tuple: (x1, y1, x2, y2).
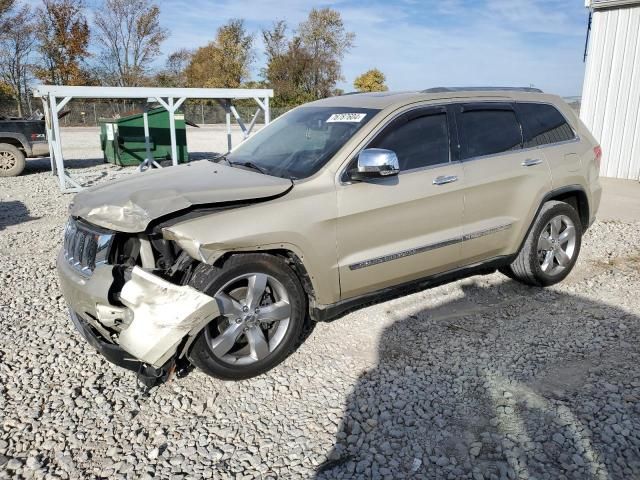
(188, 255, 306, 381)
(0, 144, 26, 177)
(527, 202, 582, 286)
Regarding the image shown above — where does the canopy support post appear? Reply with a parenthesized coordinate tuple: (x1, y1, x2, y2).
(223, 100, 232, 153)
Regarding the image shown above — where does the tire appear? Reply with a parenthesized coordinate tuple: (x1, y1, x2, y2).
(501, 201, 582, 287)
(0, 143, 26, 177)
(188, 254, 307, 380)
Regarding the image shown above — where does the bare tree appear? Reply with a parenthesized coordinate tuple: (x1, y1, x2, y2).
(155, 48, 191, 87)
(93, 0, 168, 86)
(0, 0, 16, 35)
(34, 0, 92, 85)
(0, 3, 35, 116)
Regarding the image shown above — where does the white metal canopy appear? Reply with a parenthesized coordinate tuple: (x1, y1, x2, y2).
(32, 85, 274, 193)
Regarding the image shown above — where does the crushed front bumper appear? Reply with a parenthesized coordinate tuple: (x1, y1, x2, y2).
(57, 249, 220, 370)
(68, 308, 141, 372)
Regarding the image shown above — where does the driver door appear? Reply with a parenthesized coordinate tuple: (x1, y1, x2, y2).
(336, 106, 465, 299)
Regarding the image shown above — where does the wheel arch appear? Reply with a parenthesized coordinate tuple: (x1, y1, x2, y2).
(0, 134, 29, 154)
(212, 248, 318, 310)
(514, 185, 590, 259)
(545, 186, 590, 232)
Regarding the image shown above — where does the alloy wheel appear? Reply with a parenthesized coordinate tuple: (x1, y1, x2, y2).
(537, 214, 577, 276)
(0, 151, 17, 171)
(205, 273, 291, 366)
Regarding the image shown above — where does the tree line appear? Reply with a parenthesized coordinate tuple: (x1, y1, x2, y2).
(0, 0, 388, 117)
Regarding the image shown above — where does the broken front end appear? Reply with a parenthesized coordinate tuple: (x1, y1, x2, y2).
(57, 217, 218, 389)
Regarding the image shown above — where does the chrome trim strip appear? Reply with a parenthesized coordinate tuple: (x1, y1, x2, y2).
(348, 223, 513, 271)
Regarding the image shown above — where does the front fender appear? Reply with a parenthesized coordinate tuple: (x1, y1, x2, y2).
(161, 185, 340, 305)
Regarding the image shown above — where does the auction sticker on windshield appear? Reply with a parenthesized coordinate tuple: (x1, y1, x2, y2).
(326, 113, 368, 123)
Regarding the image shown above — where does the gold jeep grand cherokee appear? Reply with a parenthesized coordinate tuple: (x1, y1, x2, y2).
(57, 88, 602, 386)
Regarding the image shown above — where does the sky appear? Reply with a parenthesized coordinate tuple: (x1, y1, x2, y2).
(80, 0, 591, 97)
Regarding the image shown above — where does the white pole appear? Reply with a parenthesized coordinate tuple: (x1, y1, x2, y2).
(41, 98, 55, 174)
(225, 101, 232, 152)
(49, 95, 66, 190)
(264, 96, 270, 125)
(143, 106, 153, 169)
(168, 97, 178, 166)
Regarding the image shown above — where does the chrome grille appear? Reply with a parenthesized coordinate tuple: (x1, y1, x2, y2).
(63, 218, 114, 275)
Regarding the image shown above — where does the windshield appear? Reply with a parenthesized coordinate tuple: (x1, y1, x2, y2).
(226, 106, 380, 179)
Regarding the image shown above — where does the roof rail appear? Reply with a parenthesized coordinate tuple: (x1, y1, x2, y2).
(422, 87, 544, 93)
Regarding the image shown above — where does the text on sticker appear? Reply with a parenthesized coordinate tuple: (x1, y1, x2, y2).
(326, 113, 367, 123)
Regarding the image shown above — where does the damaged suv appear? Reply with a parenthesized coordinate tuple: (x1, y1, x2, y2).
(57, 88, 602, 384)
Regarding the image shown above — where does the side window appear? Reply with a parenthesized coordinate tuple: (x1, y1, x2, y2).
(369, 112, 450, 171)
(516, 103, 576, 148)
(459, 108, 522, 159)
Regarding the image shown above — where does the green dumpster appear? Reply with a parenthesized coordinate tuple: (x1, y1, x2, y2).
(99, 107, 189, 166)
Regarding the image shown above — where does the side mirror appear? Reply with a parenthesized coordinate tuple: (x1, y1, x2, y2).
(350, 148, 400, 180)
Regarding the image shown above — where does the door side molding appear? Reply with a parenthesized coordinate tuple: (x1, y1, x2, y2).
(348, 222, 513, 271)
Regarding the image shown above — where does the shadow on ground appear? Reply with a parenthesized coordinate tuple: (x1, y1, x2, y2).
(0, 200, 39, 230)
(317, 280, 640, 479)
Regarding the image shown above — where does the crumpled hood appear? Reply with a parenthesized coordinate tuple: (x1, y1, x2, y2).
(70, 161, 293, 232)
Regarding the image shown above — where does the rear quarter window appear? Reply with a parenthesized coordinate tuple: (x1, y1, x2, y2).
(516, 103, 576, 148)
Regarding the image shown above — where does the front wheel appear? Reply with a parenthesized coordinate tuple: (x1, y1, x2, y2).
(501, 201, 582, 287)
(188, 254, 307, 380)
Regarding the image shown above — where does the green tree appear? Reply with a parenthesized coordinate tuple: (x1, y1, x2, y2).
(262, 9, 354, 108)
(262, 22, 314, 107)
(185, 19, 254, 88)
(353, 68, 388, 93)
(34, 0, 91, 85)
(93, 0, 168, 86)
(298, 8, 354, 99)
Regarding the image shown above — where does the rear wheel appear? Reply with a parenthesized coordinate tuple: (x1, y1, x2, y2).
(0, 143, 26, 177)
(188, 254, 307, 380)
(501, 201, 582, 287)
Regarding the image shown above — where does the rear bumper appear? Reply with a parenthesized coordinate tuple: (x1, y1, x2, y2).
(28, 141, 49, 157)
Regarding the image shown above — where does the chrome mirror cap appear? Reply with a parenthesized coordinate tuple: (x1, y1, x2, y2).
(356, 148, 400, 178)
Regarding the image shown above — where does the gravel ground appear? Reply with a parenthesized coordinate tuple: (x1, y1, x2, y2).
(2, 130, 640, 479)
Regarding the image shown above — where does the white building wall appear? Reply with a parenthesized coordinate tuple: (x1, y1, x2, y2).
(581, 4, 640, 180)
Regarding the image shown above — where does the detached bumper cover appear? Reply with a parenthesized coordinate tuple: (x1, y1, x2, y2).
(117, 267, 220, 367)
(58, 248, 220, 369)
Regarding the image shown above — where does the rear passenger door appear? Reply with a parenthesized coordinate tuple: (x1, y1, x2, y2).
(454, 103, 552, 264)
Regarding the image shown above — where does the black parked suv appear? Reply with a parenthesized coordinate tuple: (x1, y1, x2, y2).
(0, 116, 49, 177)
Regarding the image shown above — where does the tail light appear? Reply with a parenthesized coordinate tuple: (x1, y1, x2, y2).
(593, 145, 602, 170)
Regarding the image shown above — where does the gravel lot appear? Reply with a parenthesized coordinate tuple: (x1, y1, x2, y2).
(2, 129, 640, 479)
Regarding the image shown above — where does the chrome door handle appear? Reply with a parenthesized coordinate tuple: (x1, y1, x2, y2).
(522, 158, 543, 167)
(433, 175, 458, 185)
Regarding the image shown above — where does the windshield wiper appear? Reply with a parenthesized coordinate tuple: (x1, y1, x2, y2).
(210, 153, 229, 164)
(229, 161, 268, 175)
